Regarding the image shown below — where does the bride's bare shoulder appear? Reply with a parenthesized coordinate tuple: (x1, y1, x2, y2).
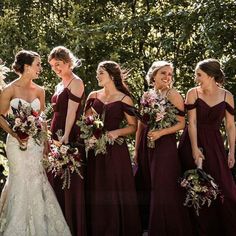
(0, 82, 15, 98)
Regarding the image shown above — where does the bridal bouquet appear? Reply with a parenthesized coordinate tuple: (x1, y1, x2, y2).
(43, 136, 83, 189)
(77, 112, 123, 157)
(179, 167, 223, 216)
(139, 89, 178, 148)
(6, 100, 46, 150)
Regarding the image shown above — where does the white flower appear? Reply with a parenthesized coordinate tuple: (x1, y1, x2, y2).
(14, 117, 22, 126)
(60, 145, 70, 155)
(73, 148, 79, 155)
(27, 115, 35, 123)
(86, 136, 97, 149)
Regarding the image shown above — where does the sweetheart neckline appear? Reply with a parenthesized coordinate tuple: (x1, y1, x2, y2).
(11, 97, 40, 104)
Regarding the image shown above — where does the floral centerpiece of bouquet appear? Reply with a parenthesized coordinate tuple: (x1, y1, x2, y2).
(77, 109, 123, 157)
(43, 133, 83, 189)
(6, 100, 46, 150)
(179, 166, 223, 216)
(139, 89, 178, 148)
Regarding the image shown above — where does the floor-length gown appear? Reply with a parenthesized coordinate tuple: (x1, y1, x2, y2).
(85, 97, 142, 236)
(178, 91, 236, 236)
(49, 87, 86, 236)
(0, 98, 71, 236)
(135, 104, 194, 236)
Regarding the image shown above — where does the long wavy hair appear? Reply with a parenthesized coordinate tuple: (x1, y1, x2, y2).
(98, 61, 131, 97)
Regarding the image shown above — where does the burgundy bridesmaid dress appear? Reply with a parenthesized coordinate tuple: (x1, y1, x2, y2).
(135, 102, 194, 236)
(49, 87, 86, 236)
(178, 90, 236, 236)
(85, 97, 142, 236)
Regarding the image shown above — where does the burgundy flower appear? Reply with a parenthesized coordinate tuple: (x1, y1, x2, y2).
(0, 164, 4, 173)
(142, 113, 150, 123)
(93, 128, 103, 139)
(17, 131, 29, 140)
(32, 110, 39, 117)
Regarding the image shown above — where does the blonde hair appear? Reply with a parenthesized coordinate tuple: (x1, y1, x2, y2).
(146, 61, 173, 86)
(48, 46, 80, 69)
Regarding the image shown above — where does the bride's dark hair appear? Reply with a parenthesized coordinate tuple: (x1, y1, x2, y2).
(98, 61, 131, 97)
(12, 50, 39, 74)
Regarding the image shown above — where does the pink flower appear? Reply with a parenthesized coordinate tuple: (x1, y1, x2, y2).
(156, 112, 166, 122)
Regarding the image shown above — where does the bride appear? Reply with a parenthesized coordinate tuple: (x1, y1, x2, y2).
(0, 50, 71, 236)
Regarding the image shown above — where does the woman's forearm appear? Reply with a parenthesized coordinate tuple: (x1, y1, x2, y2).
(0, 115, 16, 137)
(158, 119, 185, 137)
(135, 121, 143, 151)
(115, 124, 137, 137)
(226, 124, 235, 156)
(64, 111, 76, 138)
(188, 122, 198, 151)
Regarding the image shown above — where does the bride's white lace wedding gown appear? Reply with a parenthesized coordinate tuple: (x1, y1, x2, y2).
(0, 98, 71, 236)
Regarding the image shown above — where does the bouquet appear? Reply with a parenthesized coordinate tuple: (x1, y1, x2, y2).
(43, 131, 83, 189)
(179, 166, 223, 216)
(6, 100, 46, 150)
(140, 89, 178, 148)
(0, 60, 9, 90)
(77, 111, 123, 157)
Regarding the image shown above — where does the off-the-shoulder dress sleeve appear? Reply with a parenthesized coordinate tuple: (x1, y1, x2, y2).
(185, 101, 197, 111)
(225, 102, 235, 115)
(176, 108, 185, 117)
(122, 103, 141, 118)
(66, 88, 84, 103)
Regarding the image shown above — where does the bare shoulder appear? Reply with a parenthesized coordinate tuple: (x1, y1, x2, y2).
(87, 90, 101, 100)
(0, 82, 15, 98)
(32, 82, 45, 95)
(73, 76, 84, 87)
(186, 87, 197, 97)
(167, 88, 184, 110)
(34, 83, 44, 92)
(167, 88, 183, 100)
(185, 87, 198, 104)
(121, 95, 134, 106)
(221, 88, 234, 106)
(69, 76, 84, 97)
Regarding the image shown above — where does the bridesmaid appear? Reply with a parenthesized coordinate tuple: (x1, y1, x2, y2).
(135, 61, 193, 235)
(48, 46, 86, 236)
(178, 58, 236, 236)
(84, 61, 141, 236)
